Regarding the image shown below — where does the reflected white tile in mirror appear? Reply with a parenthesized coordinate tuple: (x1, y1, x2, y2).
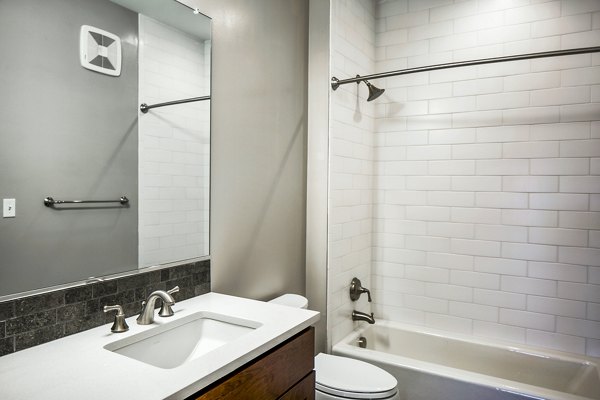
(137, 9, 211, 267)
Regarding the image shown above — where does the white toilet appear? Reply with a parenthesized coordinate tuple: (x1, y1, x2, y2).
(269, 294, 400, 400)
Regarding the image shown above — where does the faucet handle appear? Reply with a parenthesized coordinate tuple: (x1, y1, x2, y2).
(349, 277, 372, 302)
(104, 304, 129, 333)
(159, 286, 179, 317)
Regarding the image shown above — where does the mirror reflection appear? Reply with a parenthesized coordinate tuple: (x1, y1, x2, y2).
(0, 0, 211, 298)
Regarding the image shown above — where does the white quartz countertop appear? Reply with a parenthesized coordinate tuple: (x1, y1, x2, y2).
(0, 292, 320, 400)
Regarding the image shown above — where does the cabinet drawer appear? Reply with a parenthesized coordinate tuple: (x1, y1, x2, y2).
(278, 371, 315, 400)
(192, 327, 315, 400)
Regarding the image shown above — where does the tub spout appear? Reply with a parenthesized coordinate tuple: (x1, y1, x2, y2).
(352, 310, 375, 324)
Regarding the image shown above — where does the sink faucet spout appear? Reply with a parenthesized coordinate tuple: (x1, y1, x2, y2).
(137, 290, 176, 325)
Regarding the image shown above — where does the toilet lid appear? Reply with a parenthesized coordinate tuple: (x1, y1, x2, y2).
(315, 353, 398, 399)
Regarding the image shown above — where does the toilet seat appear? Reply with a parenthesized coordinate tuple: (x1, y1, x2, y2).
(315, 353, 398, 399)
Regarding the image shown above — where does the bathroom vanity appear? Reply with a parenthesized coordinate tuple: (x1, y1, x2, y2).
(194, 327, 315, 399)
(0, 293, 319, 400)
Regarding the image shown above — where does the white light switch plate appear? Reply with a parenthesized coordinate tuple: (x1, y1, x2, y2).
(3, 198, 16, 217)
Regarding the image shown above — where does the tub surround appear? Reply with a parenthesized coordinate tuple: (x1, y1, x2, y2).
(327, 0, 600, 357)
(0, 259, 210, 357)
(0, 292, 319, 400)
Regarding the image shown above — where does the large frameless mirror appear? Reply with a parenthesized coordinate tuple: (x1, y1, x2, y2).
(0, 0, 211, 298)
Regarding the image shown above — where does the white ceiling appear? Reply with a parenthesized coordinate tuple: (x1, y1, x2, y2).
(111, 0, 211, 41)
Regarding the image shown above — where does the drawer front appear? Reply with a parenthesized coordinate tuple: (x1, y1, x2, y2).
(278, 371, 315, 400)
(193, 327, 315, 400)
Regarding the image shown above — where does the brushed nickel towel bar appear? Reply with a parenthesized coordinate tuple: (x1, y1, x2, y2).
(331, 46, 600, 90)
(140, 95, 210, 114)
(44, 196, 129, 207)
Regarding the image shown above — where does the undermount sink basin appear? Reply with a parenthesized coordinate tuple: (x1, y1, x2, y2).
(104, 311, 261, 369)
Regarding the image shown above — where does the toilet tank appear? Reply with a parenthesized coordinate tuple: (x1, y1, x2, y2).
(269, 294, 308, 309)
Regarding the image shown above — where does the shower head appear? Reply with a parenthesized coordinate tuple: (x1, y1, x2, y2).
(356, 75, 385, 102)
(365, 80, 385, 101)
(331, 75, 385, 101)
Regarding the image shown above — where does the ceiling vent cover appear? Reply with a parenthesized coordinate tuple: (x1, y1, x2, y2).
(80, 25, 122, 76)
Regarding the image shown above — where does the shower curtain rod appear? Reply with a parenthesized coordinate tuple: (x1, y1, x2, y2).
(140, 95, 210, 114)
(331, 46, 600, 90)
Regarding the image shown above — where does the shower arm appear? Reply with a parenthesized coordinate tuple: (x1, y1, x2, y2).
(331, 46, 600, 90)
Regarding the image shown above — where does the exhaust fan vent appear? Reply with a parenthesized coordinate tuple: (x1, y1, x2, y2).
(80, 25, 121, 76)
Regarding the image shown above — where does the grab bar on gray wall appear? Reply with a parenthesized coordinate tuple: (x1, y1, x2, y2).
(44, 196, 129, 207)
(140, 95, 210, 114)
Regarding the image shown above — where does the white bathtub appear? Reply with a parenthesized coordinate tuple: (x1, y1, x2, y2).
(333, 320, 600, 400)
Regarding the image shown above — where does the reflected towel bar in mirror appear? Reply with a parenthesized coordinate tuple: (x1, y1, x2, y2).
(44, 196, 129, 207)
(140, 95, 210, 114)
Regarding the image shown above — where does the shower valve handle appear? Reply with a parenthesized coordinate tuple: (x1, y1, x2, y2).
(350, 277, 372, 302)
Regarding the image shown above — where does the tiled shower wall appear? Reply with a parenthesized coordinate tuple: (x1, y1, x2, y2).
(329, 0, 600, 356)
(139, 16, 211, 267)
(328, 0, 377, 346)
(369, 0, 600, 356)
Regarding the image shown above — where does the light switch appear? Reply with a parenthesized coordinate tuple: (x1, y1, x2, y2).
(3, 198, 16, 218)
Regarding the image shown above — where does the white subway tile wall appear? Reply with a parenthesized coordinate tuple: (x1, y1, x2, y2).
(139, 16, 210, 267)
(329, 0, 377, 346)
(330, 0, 600, 356)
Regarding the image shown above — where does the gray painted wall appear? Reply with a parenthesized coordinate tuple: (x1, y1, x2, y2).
(182, 0, 309, 300)
(0, 0, 138, 296)
(307, 0, 330, 354)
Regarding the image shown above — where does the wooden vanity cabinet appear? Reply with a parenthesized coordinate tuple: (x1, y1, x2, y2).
(190, 327, 315, 400)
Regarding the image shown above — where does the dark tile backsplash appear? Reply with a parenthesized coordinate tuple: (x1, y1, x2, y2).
(0, 259, 210, 357)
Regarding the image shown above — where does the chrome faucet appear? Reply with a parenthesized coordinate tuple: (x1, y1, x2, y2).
(137, 289, 176, 325)
(352, 310, 375, 324)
